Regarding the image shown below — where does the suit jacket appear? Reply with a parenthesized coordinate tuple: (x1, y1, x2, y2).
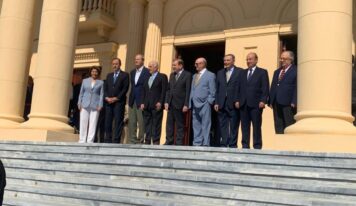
(104, 70, 129, 103)
(142, 72, 168, 110)
(236, 67, 269, 108)
(165, 70, 192, 109)
(77, 78, 104, 110)
(269, 65, 297, 106)
(216, 66, 243, 110)
(129, 67, 150, 107)
(189, 69, 216, 109)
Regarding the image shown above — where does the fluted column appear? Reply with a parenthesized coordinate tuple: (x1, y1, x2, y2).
(144, 0, 165, 64)
(286, 0, 356, 135)
(21, 0, 81, 132)
(125, 0, 146, 70)
(0, 0, 37, 128)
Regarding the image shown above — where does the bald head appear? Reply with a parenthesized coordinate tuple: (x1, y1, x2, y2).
(195, 57, 207, 72)
(246, 52, 258, 68)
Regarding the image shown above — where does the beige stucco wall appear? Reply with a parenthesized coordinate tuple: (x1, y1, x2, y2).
(2, 0, 356, 151)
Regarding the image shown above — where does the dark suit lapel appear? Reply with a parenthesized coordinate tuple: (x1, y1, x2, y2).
(175, 70, 185, 84)
(227, 67, 238, 84)
(150, 73, 160, 89)
(136, 68, 146, 85)
(280, 65, 294, 83)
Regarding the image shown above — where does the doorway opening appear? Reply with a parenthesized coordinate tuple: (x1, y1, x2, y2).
(280, 35, 298, 65)
(175, 42, 225, 146)
(175, 42, 225, 74)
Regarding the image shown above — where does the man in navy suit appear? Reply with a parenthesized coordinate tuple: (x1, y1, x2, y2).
(104, 58, 129, 143)
(214, 54, 242, 147)
(269, 51, 297, 134)
(128, 54, 150, 144)
(236, 52, 269, 149)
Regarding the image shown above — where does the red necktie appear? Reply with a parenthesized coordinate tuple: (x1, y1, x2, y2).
(278, 67, 286, 82)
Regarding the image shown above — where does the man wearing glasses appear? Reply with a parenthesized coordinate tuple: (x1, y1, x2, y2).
(269, 51, 297, 134)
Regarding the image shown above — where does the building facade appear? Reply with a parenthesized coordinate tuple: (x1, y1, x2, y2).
(0, 0, 355, 152)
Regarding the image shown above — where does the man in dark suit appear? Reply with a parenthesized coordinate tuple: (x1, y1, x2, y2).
(104, 58, 129, 143)
(128, 54, 150, 144)
(214, 54, 242, 148)
(164, 59, 192, 145)
(236, 52, 269, 149)
(140, 60, 168, 145)
(269, 51, 297, 134)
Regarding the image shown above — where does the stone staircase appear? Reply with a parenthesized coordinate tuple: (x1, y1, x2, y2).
(0, 141, 356, 206)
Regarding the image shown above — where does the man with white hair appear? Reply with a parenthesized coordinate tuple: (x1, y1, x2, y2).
(140, 60, 168, 145)
(189, 57, 216, 146)
(269, 50, 297, 134)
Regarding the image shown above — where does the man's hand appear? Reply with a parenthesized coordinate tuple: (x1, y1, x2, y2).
(164, 103, 169, 111)
(259, 102, 265, 109)
(112, 97, 119, 103)
(182, 106, 189, 113)
(97, 107, 102, 111)
(214, 104, 219, 112)
(140, 104, 145, 110)
(78, 105, 82, 111)
(235, 102, 240, 109)
(156, 102, 162, 110)
(105, 97, 114, 104)
(291, 103, 296, 108)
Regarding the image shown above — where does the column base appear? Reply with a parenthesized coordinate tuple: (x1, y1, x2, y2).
(0, 119, 21, 129)
(20, 118, 74, 133)
(285, 117, 356, 136)
(264, 133, 356, 153)
(0, 128, 78, 142)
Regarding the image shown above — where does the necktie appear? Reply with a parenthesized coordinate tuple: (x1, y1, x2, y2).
(148, 75, 154, 88)
(113, 72, 118, 83)
(226, 69, 231, 82)
(279, 67, 286, 82)
(194, 73, 201, 86)
(175, 72, 180, 81)
(247, 69, 253, 80)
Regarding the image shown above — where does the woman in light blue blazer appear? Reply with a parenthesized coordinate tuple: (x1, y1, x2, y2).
(77, 66, 104, 143)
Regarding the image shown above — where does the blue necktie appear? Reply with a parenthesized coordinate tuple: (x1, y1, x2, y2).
(247, 69, 253, 81)
(113, 72, 118, 83)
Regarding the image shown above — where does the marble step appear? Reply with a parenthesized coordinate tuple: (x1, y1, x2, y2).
(6, 171, 356, 202)
(0, 143, 356, 171)
(5, 168, 356, 197)
(1, 141, 355, 160)
(2, 155, 356, 183)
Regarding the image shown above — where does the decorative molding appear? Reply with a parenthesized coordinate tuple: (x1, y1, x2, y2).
(175, 6, 225, 35)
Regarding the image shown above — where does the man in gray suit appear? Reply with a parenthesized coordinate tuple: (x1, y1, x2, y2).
(189, 57, 216, 146)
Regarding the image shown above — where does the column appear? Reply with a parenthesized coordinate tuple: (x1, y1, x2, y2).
(285, 0, 356, 135)
(125, 0, 146, 70)
(0, 0, 37, 128)
(144, 0, 165, 64)
(21, 0, 81, 133)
